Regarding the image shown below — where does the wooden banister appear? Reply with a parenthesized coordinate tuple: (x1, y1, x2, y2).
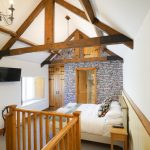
(5, 105, 17, 150)
(5, 105, 81, 150)
(42, 111, 81, 150)
(15, 107, 74, 118)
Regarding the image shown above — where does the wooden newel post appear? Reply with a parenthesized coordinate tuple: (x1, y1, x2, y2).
(5, 105, 17, 150)
(73, 111, 81, 150)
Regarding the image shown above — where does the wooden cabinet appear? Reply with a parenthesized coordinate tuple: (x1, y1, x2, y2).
(49, 65, 64, 108)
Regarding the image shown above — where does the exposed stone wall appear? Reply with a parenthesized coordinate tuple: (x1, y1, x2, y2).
(64, 61, 123, 104)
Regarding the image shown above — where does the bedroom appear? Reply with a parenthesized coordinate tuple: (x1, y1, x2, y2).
(0, 0, 150, 150)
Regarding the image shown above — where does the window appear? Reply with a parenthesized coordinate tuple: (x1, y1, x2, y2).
(22, 76, 45, 104)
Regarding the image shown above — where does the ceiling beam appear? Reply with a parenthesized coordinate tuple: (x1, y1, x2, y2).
(55, 0, 133, 49)
(18, 37, 37, 46)
(3, 37, 101, 57)
(0, 26, 37, 46)
(55, 0, 88, 20)
(0, 26, 17, 37)
(100, 34, 132, 45)
(1, 0, 47, 51)
(48, 57, 107, 65)
(0, 34, 132, 58)
(41, 53, 56, 67)
(41, 0, 55, 67)
(79, 0, 103, 37)
(103, 48, 116, 56)
(76, 29, 89, 39)
(107, 56, 123, 61)
(45, 0, 55, 44)
(40, 29, 77, 67)
(79, 0, 95, 23)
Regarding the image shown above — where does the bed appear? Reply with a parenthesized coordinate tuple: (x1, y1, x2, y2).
(56, 95, 128, 146)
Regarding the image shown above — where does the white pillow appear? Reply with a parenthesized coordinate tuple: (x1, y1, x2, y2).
(105, 117, 123, 125)
(105, 109, 122, 119)
(110, 101, 121, 110)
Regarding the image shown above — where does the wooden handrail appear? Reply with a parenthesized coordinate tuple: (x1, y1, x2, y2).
(15, 107, 74, 118)
(42, 118, 78, 150)
(5, 105, 81, 150)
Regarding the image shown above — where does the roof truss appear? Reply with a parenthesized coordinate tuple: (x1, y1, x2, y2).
(0, 26, 37, 46)
(0, 0, 130, 63)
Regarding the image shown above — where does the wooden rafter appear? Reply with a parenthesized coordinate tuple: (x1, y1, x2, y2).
(41, 53, 56, 67)
(79, 0, 95, 23)
(1, 0, 47, 51)
(0, 26, 37, 46)
(103, 48, 117, 56)
(0, 34, 132, 58)
(47, 55, 122, 65)
(0, 26, 17, 37)
(49, 57, 107, 65)
(45, 0, 55, 44)
(76, 29, 89, 39)
(18, 38, 37, 46)
(41, 28, 77, 67)
(107, 56, 123, 61)
(55, 0, 88, 20)
(55, 0, 133, 49)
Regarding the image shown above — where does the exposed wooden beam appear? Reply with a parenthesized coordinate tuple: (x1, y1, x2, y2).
(0, 50, 10, 59)
(103, 48, 116, 56)
(40, 29, 77, 67)
(55, 0, 133, 49)
(79, 0, 95, 23)
(74, 30, 80, 58)
(48, 57, 107, 65)
(45, 0, 55, 43)
(18, 37, 37, 46)
(0, 26, 37, 46)
(0, 26, 17, 37)
(7, 37, 101, 56)
(41, 53, 56, 67)
(76, 29, 89, 39)
(107, 56, 123, 61)
(0, 34, 132, 58)
(1, 0, 47, 51)
(55, 0, 88, 20)
(100, 34, 132, 45)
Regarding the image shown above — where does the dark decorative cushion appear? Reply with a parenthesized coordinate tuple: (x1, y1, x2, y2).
(98, 102, 110, 117)
(98, 96, 119, 117)
(103, 97, 112, 104)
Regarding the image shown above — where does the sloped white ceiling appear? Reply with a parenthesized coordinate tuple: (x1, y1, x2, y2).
(90, 0, 150, 38)
(0, 0, 150, 63)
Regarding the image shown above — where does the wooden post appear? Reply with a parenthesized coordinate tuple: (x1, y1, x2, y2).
(5, 105, 17, 150)
(73, 111, 81, 150)
(5, 113, 13, 150)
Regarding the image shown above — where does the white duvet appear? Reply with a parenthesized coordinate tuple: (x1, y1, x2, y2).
(57, 103, 123, 137)
(76, 104, 123, 137)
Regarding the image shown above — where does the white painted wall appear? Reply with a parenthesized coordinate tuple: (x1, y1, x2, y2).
(107, 8, 150, 121)
(0, 57, 49, 129)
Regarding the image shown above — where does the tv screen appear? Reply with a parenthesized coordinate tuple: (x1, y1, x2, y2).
(0, 67, 21, 82)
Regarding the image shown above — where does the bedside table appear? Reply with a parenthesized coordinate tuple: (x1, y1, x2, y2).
(110, 127, 128, 150)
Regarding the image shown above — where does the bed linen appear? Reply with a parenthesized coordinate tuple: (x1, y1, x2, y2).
(56, 102, 123, 137)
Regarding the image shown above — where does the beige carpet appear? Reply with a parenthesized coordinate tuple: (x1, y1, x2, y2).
(81, 140, 122, 150)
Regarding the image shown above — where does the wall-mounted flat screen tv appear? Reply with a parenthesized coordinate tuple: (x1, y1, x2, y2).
(0, 67, 21, 82)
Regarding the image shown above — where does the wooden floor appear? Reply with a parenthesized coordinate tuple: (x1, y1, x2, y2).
(81, 140, 122, 150)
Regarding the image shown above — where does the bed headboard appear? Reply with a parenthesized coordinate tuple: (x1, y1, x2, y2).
(118, 95, 128, 129)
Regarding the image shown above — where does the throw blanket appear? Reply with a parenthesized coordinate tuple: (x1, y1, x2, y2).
(56, 103, 81, 114)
